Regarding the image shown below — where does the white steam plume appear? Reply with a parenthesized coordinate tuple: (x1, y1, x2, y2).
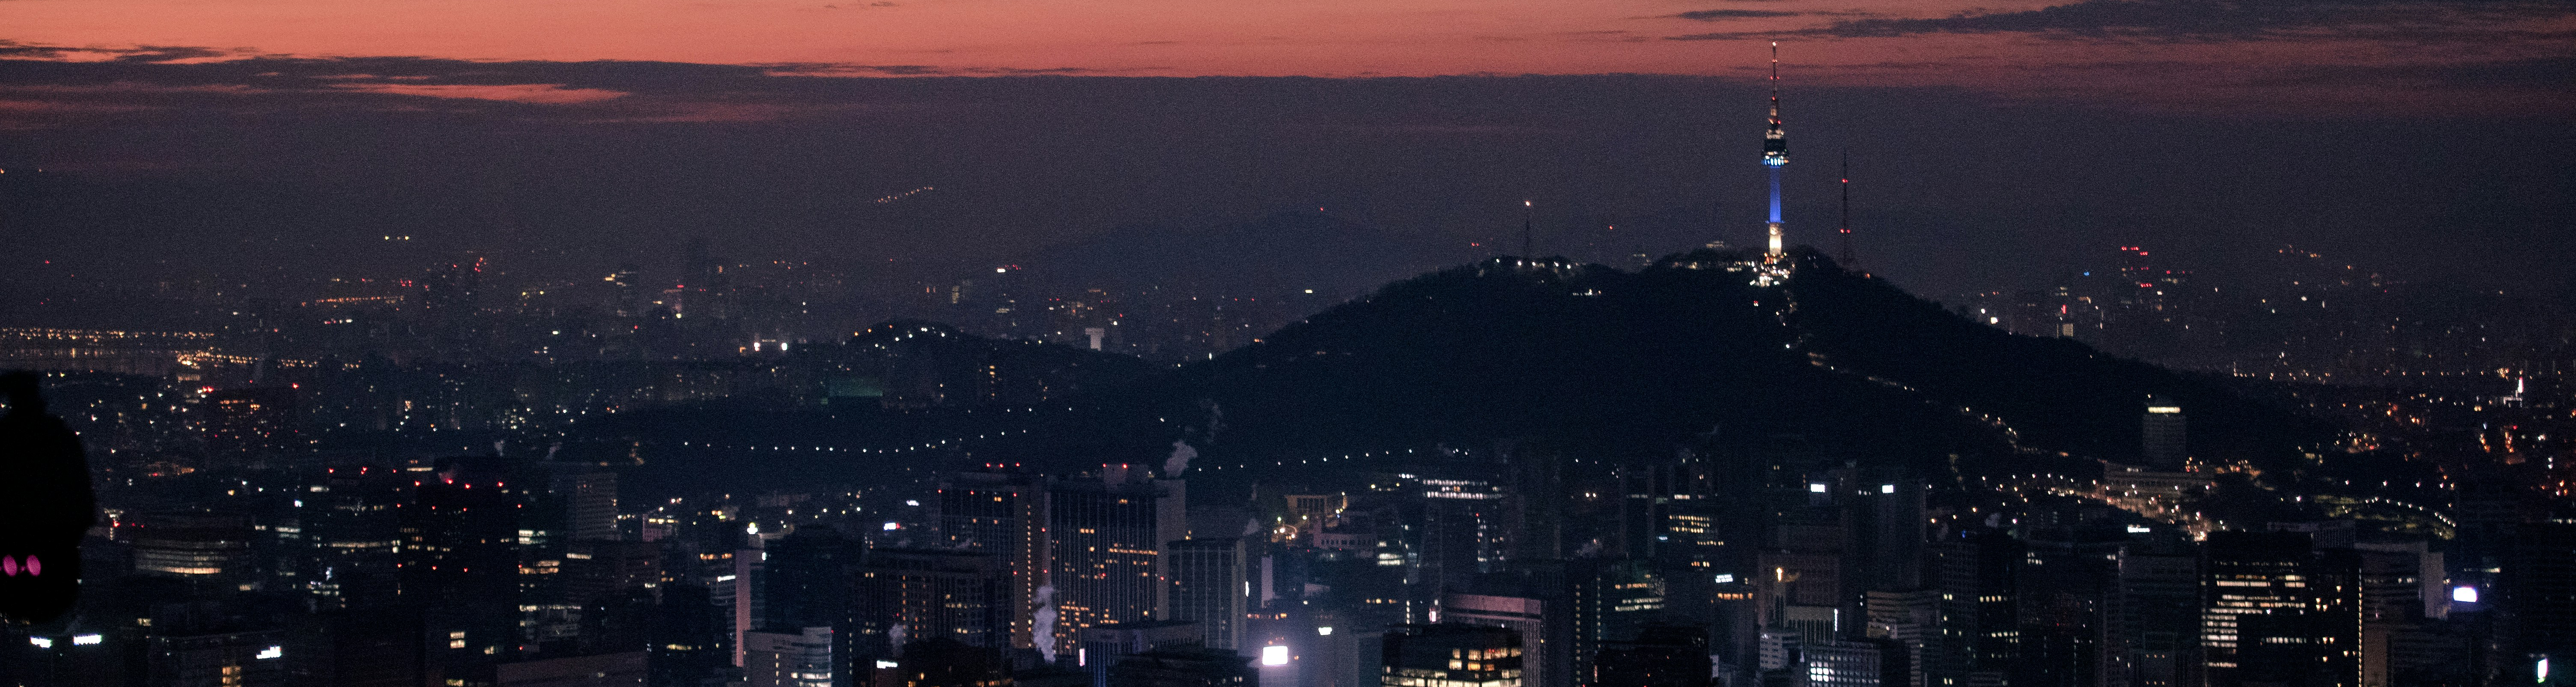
(1033, 584, 1058, 663)
(1163, 439, 1198, 476)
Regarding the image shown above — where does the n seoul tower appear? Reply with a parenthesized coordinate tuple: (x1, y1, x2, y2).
(1761, 42, 1789, 259)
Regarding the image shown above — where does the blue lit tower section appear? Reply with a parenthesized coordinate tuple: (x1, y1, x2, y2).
(1762, 42, 1788, 258)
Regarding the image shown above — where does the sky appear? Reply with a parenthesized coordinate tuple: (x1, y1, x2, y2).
(0, 0, 2568, 311)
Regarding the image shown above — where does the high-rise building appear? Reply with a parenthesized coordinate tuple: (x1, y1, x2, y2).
(1866, 589, 1941, 687)
(303, 463, 405, 610)
(1109, 646, 1259, 687)
(2106, 532, 2199, 687)
(1928, 528, 2021, 686)
(1441, 593, 1558, 687)
(564, 539, 664, 609)
(1801, 640, 1884, 687)
(1048, 465, 1186, 656)
(742, 627, 834, 687)
(2499, 523, 2576, 687)
(1757, 549, 1844, 642)
(203, 386, 298, 456)
(1382, 624, 1524, 687)
(853, 548, 1010, 657)
(865, 637, 1011, 687)
(1568, 559, 1667, 685)
(940, 468, 1051, 650)
(650, 582, 731, 687)
(1758, 627, 1803, 672)
(144, 630, 292, 687)
(2016, 521, 2123, 687)
(1169, 537, 1250, 651)
(1592, 622, 1710, 687)
(2202, 531, 2361, 687)
(535, 463, 619, 543)
(2141, 396, 2187, 471)
(763, 528, 859, 632)
(495, 652, 648, 687)
(397, 457, 522, 605)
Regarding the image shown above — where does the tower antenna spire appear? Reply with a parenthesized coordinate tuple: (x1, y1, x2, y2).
(1838, 150, 1854, 269)
(1521, 200, 1535, 264)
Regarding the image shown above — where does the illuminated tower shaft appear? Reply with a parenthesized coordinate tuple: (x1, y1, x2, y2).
(1767, 166, 1783, 256)
(1761, 42, 1788, 257)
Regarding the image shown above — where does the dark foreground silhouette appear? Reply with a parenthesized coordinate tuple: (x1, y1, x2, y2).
(0, 371, 94, 624)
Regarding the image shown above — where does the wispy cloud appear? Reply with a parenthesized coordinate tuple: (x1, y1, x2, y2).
(1670, 0, 2573, 41)
(324, 82, 629, 104)
(1673, 9, 1801, 21)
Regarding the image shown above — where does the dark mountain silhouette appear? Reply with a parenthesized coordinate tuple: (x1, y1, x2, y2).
(1157, 248, 2331, 477)
(1011, 210, 1470, 299)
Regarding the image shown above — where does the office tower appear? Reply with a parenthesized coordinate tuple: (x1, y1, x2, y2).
(2203, 531, 2360, 687)
(1759, 627, 1803, 672)
(1568, 559, 1667, 685)
(1441, 593, 1559, 687)
(1713, 573, 1763, 682)
(1079, 621, 1204, 687)
(651, 581, 730, 687)
(1416, 475, 1515, 594)
(761, 528, 858, 681)
(1048, 465, 1186, 656)
(1592, 622, 1710, 687)
(565, 540, 665, 609)
(743, 627, 834, 687)
(2141, 395, 2187, 470)
(734, 543, 765, 669)
(1287, 493, 1346, 532)
(1756, 550, 1844, 642)
(304, 463, 405, 610)
(1382, 624, 1524, 687)
(397, 458, 523, 684)
(2499, 523, 2576, 687)
(763, 528, 859, 632)
(854, 548, 1011, 658)
(866, 637, 1011, 687)
(534, 462, 619, 542)
(2353, 538, 2453, 687)
(1800, 640, 1883, 687)
(2106, 532, 2199, 687)
(582, 586, 662, 657)
(1313, 606, 1398, 687)
(1109, 646, 1261, 687)
(941, 468, 1052, 650)
(2016, 521, 2123, 687)
(1865, 590, 1941, 687)
(1928, 528, 2020, 686)
(496, 653, 650, 687)
(1170, 537, 1250, 651)
(1509, 442, 1566, 564)
(1847, 473, 1926, 593)
(397, 457, 523, 604)
(144, 631, 292, 687)
(128, 512, 257, 593)
(203, 385, 298, 455)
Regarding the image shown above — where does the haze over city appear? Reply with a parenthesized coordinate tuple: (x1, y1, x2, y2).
(0, 1, 2570, 687)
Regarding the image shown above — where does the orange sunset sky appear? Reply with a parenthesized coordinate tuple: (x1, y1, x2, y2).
(2, 0, 2568, 114)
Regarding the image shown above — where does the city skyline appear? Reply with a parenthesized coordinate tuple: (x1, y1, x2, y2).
(2, 4, 2573, 687)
